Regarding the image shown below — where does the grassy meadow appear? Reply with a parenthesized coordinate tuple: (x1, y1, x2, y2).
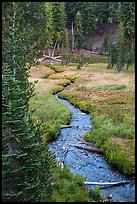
(29, 64, 104, 202)
(29, 61, 135, 182)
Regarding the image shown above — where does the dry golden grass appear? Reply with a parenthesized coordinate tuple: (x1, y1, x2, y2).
(29, 65, 55, 78)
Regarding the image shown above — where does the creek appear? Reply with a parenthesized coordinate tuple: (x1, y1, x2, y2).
(48, 85, 135, 202)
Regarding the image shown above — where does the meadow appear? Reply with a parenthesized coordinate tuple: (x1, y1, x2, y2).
(29, 62, 135, 177)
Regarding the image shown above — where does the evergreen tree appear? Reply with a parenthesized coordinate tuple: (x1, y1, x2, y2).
(61, 29, 71, 66)
(107, 39, 117, 69)
(83, 2, 94, 38)
(116, 2, 135, 70)
(40, 2, 54, 56)
(2, 2, 53, 201)
(116, 22, 126, 72)
(65, 2, 78, 28)
(93, 2, 110, 33)
(75, 11, 83, 50)
(100, 36, 109, 55)
(117, 2, 135, 40)
(52, 2, 66, 54)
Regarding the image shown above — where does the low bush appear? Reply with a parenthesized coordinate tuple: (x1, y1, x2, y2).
(103, 141, 135, 176)
(44, 165, 102, 202)
(44, 64, 66, 73)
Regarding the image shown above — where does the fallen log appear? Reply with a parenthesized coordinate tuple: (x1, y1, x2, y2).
(84, 181, 130, 186)
(74, 145, 104, 155)
(79, 137, 96, 147)
(43, 55, 61, 62)
(61, 125, 73, 128)
(51, 56, 61, 62)
(54, 56, 61, 59)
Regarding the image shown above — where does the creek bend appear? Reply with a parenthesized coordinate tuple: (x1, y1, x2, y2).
(48, 85, 135, 202)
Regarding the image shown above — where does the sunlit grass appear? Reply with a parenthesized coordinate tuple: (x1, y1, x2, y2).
(29, 75, 72, 142)
(29, 61, 135, 176)
(57, 62, 135, 176)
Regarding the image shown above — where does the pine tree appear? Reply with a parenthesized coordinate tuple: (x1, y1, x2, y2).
(75, 11, 83, 50)
(52, 2, 66, 54)
(40, 2, 54, 56)
(2, 2, 53, 201)
(107, 39, 117, 69)
(84, 2, 94, 38)
(116, 22, 126, 72)
(117, 2, 135, 40)
(61, 29, 71, 66)
(93, 2, 110, 33)
(116, 2, 135, 70)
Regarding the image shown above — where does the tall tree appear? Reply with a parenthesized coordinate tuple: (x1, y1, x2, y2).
(107, 38, 117, 69)
(61, 29, 71, 66)
(117, 2, 135, 40)
(40, 2, 54, 56)
(116, 2, 135, 70)
(116, 22, 126, 72)
(84, 2, 94, 37)
(75, 11, 83, 50)
(2, 2, 53, 201)
(52, 2, 66, 54)
(93, 2, 110, 33)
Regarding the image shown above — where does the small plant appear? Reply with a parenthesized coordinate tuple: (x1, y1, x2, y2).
(88, 187, 102, 202)
(76, 54, 85, 69)
(44, 165, 102, 202)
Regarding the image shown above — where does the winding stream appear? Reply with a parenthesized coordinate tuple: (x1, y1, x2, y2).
(48, 85, 135, 202)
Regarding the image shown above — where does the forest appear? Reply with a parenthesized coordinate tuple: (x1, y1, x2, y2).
(2, 2, 135, 202)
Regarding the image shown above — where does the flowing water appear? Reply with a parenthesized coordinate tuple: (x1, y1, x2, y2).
(48, 86, 135, 202)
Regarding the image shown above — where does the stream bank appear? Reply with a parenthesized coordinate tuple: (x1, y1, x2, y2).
(48, 85, 135, 202)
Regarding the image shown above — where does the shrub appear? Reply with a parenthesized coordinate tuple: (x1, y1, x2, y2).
(44, 165, 102, 202)
(103, 141, 135, 176)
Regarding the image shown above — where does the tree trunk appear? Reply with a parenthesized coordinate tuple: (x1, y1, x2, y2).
(84, 181, 130, 186)
(57, 42, 60, 54)
(48, 48, 51, 58)
(71, 22, 74, 51)
(52, 41, 58, 57)
(74, 145, 104, 155)
(61, 125, 73, 128)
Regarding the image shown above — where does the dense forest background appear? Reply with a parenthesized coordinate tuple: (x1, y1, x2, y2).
(3, 2, 135, 61)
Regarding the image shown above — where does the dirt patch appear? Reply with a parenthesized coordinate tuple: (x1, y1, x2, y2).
(29, 65, 55, 78)
(92, 23, 118, 51)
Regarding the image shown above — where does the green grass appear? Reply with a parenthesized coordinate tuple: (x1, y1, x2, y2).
(44, 64, 66, 73)
(30, 61, 134, 199)
(108, 64, 135, 75)
(43, 165, 102, 202)
(59, 91, 92, 114)
(30, 93, 72, 141)
(103, 141, 135, 176)
(90, 84, 126, 91)
(83, 105, 135, 176)
(57, 63, 135, 176)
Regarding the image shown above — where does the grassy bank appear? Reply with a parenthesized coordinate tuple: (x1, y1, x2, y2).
(58, 63, 135, 176)
(43, 165, 102, 202)
(29, 62, 134, 202)
(29, 64, 103, 201)
(29, 76, 72, 142)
